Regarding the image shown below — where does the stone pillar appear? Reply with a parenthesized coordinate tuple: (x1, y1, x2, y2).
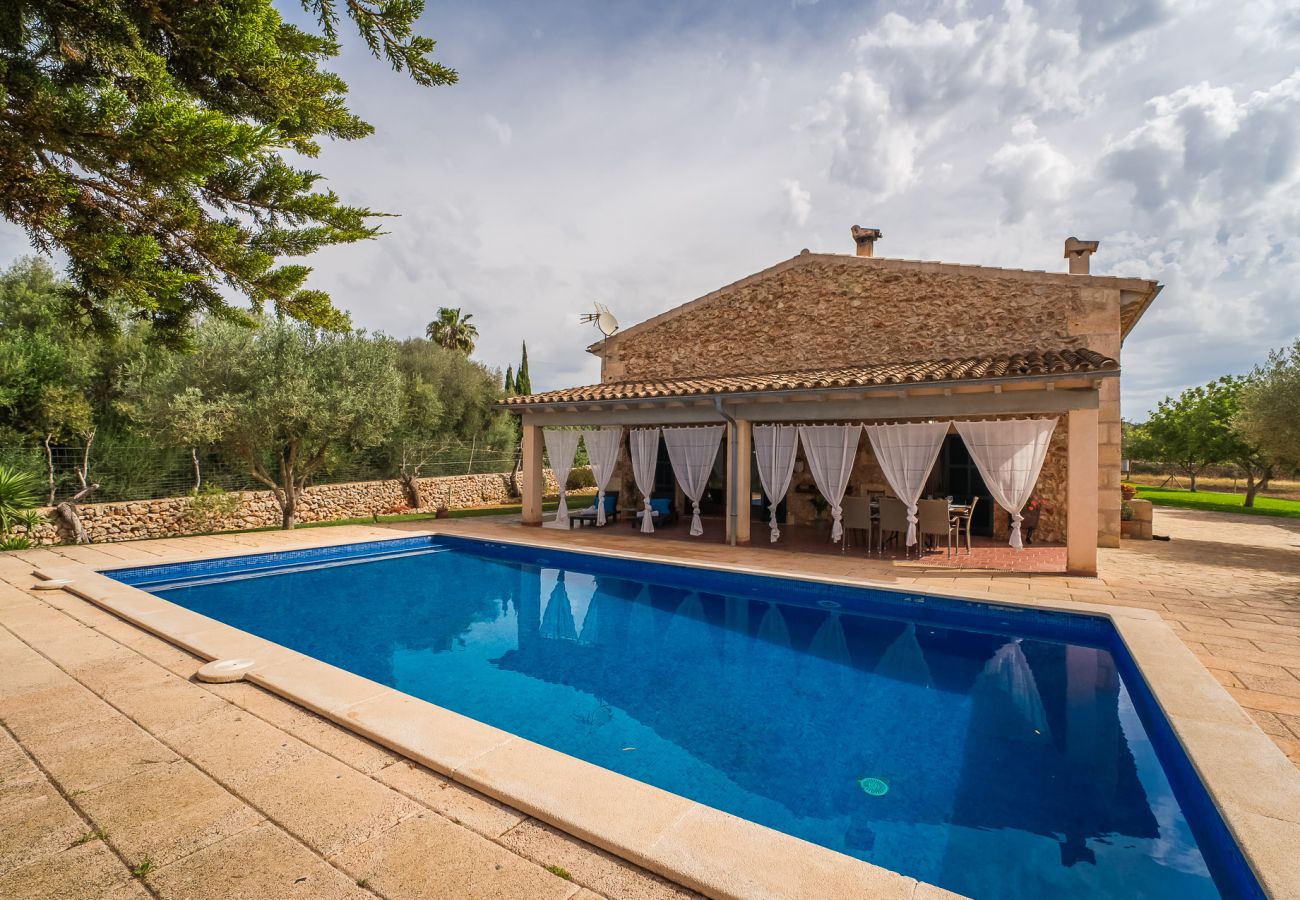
(521, 422, 544, 526)
(1096, 377, 1123, 548)
(726, 420, 753, 545)
(1067, 407, 1099, 576)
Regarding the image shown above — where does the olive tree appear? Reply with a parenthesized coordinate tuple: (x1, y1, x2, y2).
(1236, 342, 1300, 475)
(1144, 379, 1239, 492)
(1142, 375, 1278, 504)
(131, 318, 401, 528)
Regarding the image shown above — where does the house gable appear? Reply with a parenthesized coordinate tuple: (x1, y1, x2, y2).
(596, 252, 1152, 383)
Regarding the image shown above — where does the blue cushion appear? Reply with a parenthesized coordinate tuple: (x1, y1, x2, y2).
(650, 497, 672, 516)
(601, 493, 618, 514)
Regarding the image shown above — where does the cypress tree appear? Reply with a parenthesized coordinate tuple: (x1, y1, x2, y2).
(504, 365, 515, 395)
(516, 342, 532, 395)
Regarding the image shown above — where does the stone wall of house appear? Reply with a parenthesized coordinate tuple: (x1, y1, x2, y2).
(25, 468, 580, 546)
(601, 255, 1111, 381)
(598, 253, 1122, 546)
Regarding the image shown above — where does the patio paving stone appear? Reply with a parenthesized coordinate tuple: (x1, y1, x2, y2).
(329, 813, 578, 900)
(0, 842, 142, 900)
(143, 820, 371, 900)
(499, 818, 700, 900)
(373, 758, 525, 839)
(238, 753, 424, 858)
(75, 759, 263, 868)
(4, 503, 1300, 895)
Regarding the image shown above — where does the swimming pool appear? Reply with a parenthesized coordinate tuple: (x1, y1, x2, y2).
(108, 535, 1260, 900)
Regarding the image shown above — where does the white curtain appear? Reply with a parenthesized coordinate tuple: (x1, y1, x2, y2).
(542, 428, 582, 527)
(753, 424, 799, 543)
(797, 424, 860, 542)
(540, 570, 578, 641)
(629, 427, 661, 534)
(863, 422, 951, 547)
(580, 427, 623, 525)
(981, 639, 1050, 738)
(954, 418, 1057, 550)
(662, 425, 724, 536)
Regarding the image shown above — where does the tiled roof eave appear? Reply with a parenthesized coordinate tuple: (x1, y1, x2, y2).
(501, 355, 1118, 409)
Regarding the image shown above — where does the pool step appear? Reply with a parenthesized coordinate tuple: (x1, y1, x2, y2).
(135, 545, 450, 591)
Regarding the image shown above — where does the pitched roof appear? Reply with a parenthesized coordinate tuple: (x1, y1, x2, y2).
(586, 252, 1162, 354)
(503, 348, 1117, 406)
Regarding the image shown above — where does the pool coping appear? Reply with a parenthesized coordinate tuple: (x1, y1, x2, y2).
(29, 528, 1300, 900)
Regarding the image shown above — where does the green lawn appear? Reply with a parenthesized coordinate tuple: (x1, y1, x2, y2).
(1134, 486, 1300, 519)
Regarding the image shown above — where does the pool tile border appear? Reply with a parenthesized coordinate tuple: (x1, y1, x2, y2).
(29, 527, 1300, 900)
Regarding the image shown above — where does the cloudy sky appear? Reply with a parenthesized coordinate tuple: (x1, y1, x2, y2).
(5, 0, 1299, 418)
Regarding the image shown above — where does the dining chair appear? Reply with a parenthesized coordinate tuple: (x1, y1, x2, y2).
(953, 496, 978, 554)
(877, 497, 909, 556)
(917, 499, 952, 557)
(842, 496, 872, 554)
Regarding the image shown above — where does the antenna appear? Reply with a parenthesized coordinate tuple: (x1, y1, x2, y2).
(580, 302, 619, 338)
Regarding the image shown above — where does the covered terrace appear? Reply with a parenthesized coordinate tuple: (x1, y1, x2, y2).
(503, 349, 1114, 576)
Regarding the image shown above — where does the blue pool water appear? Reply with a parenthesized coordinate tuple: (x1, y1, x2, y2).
(110, 536, 1260, 900)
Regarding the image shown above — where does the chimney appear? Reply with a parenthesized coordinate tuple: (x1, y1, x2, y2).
(1064, 237, 1099, 275)
(851, 225, 882, 258)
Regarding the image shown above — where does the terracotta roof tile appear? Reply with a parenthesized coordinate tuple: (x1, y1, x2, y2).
(503, 348, 1117, 406)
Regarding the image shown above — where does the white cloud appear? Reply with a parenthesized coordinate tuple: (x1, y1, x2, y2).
(809, 0, 1167, 203)
(779, 178, 812, 226)
(984, 117, 1074, 223)
(483, 114, 513, 147)
(1101, 72, 1300, 217)
(810, 71, 923, 197)
(1235, 0, 1300, 47)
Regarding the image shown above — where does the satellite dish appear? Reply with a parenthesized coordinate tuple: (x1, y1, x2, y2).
(580, 303, 619, 338)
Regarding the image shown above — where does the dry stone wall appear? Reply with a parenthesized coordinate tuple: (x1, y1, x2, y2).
(25, 468, 579, 546)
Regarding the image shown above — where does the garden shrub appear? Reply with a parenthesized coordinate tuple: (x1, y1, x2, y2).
(566, 468, 596, 490)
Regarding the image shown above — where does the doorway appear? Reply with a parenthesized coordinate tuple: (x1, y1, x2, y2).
(935, 435, 993, 537)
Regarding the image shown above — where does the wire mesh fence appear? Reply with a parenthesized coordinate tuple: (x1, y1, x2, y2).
(0, 438, 518, 506)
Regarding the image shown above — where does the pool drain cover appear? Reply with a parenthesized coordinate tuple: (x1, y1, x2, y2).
(858, 777, 889, 797)
(196, 657, 257, 683)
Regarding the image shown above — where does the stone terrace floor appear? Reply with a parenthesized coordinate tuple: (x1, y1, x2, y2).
(1, 505, 1298, 898)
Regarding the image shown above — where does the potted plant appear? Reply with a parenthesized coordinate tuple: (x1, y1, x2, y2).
(1020, 495, 1046, 544)
(809, 495, 830, 530)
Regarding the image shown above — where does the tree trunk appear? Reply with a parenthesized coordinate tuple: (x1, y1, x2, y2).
(54, 482, 98, 544)
(43, 434, 55, 506)
(508, 443, 522, 498)
(280, 489, 297, 529)
(191, 447, 202, 493)
(399, 471, 422, 510)
(1244, 465, 1273, 508)
(1188, 471, 1198, 492)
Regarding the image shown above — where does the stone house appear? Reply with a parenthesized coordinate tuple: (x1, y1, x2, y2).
(503, 228, 1161, 575)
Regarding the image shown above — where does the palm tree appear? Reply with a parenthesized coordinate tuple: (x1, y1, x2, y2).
(0, 465, 42, 548)
(426, 307, 478, 354)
